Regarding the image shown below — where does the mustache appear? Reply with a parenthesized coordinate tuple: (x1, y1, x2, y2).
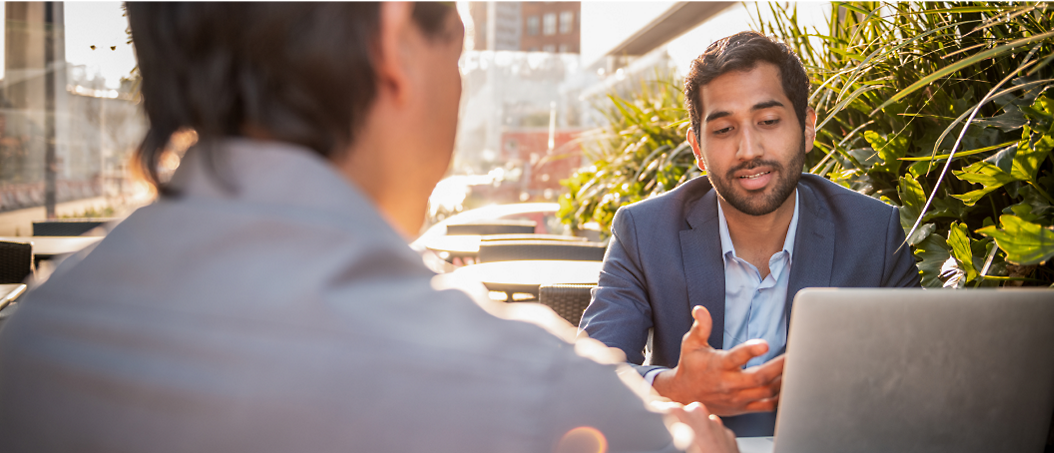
(725, 158, 784, 179)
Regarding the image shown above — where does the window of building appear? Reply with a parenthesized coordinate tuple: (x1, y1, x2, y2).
(543, 44, 555, 53)
(558, 44, 568, 53)
(559, 11, 574, 34)
(526, 16, 539, 36)
(543, 13, 556, 36)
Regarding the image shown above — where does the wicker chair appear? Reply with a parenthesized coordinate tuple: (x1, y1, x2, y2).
(539, 284, 595, 327)
(0, 241, 33, 284)
(445, 220, 536, 236)
(477, 240, 607, 263)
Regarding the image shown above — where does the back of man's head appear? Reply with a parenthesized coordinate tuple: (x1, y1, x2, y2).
(684, 31, 810, 139)
(126, 2, 453, 189)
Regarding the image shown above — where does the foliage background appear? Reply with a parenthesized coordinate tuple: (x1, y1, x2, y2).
(558, 2, 1054, 288)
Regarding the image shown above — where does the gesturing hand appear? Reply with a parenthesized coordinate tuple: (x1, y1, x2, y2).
(652, 305, 784, 417)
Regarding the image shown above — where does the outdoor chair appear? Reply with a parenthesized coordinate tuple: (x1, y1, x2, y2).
(0, 241, 33, 284)
(445, 220, 536, 236)
(33, 218, 113, 236)
(477, 240, 607, 263)
(539, 284, 595, 327)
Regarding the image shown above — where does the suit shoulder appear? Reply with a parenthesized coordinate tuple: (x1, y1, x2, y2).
(800, 174, 896, 219)
(616, 176, 712, 222)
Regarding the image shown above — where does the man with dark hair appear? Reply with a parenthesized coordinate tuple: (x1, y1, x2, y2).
(580, 31, 921, 437)
(0, 3, 738, 452)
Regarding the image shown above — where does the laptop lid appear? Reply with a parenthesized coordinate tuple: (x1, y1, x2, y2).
(773, 288, 1054, 453)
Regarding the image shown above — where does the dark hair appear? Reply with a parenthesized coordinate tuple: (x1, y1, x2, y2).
(684, 31, 810, 140)
(126, 2, 455, 191)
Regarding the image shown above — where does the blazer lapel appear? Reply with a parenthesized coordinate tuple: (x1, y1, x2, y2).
(679, 186, 726, 349)
(786, 183, 835, 321)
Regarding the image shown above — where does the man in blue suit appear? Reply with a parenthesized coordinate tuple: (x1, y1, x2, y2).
(580, 31, 921, 437)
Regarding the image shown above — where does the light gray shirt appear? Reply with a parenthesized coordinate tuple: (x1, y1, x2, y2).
(0, 140, 679, 453)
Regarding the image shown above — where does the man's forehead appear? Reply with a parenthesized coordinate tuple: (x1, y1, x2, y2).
(699, 62, 789, 117)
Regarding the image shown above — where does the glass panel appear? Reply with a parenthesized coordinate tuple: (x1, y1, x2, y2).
(0, 2, 149, 237)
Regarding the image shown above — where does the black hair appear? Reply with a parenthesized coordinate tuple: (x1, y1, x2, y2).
(126, 2, 455, 192)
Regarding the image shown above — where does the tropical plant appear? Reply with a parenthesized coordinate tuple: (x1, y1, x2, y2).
(754, 1, 1054, 287)
(560, 2, 1054, 288)
(558, 70, 696, 234)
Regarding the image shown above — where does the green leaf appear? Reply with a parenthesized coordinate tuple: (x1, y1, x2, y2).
(897, 174, 926, 231)
(875, 28, 1054, 113)
(976, 215, 1054, 265)
(864, 130, 908, 174)
(952, 161, 1016, 206)
(947, 222, 979, 282)
(914, 232, 951, 288)
(983, 143, 1019, 174)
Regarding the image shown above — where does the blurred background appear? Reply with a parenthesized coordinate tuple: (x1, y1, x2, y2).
(1, 2, 1050, 288)
(0, 1, 828, 237)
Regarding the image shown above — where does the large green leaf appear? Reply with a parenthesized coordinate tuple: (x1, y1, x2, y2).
(952, 161, 1017, 205)
(914, 232, 951, 288)
(976, 215, 1054, 265)
(947, 222, 979, 282)
(897, 174, 925, 231)
(864, 130, 908, 174)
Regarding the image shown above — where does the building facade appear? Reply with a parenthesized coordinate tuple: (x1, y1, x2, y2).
(467, 2, 580, 54)
(520, 2, 580, 53)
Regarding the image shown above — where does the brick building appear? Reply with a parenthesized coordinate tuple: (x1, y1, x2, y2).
(467, 2, 580, 54)
(520, 2, 580, 53)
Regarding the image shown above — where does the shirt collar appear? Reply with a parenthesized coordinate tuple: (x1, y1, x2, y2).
(717, 188, 800, 259)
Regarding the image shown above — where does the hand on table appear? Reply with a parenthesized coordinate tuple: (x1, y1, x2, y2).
(652, 305, 784, 417)
(655, 401, 739, 453)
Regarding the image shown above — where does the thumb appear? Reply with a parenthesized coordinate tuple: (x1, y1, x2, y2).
(682, 305, 713, 350)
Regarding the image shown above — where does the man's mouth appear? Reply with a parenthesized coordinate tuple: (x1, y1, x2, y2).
(738, 171, 771, 180)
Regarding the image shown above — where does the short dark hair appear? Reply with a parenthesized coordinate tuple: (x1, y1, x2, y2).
(684, 31, 810, 140)
(126, 2, 455, 191)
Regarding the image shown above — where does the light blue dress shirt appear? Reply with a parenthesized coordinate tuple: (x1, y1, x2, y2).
(643, 190, 800, 385)
(717, 190, 799, 368)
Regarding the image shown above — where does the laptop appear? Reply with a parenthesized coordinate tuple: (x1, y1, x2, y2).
(738, 288, 1054, 453)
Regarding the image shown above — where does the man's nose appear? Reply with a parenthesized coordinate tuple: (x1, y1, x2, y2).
(736, 126, 764, 162)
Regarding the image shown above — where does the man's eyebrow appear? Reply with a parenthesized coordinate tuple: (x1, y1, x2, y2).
(752, 100, 785, 111)
(704, 100, 786, 123)
(704, 111, 731, 123)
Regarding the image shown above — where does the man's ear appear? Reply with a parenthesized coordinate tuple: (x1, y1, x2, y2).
(686, 128, 706, 173)
(375, 2, 414, 105)
(803, 107, 817, 154)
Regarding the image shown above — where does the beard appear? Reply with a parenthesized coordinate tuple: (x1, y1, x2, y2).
(709, 137, 806, 216)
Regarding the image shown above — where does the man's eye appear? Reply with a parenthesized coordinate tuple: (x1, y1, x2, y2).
(760, 119, 780, 126)
(713, 127, 732, 135)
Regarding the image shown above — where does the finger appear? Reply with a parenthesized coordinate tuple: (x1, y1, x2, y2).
(685, 401, 711, 418)
(682, 306, 714, 350)
(708, 413, 724, 427)
(722, 339, 769, 369)
(743, 397, 778, 413)
(729, 383, 779, 403)
(743, 354, 785, 385)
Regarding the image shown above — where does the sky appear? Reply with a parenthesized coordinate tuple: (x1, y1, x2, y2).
(62, 1, 138, 88)
(0, 1, 137, 88)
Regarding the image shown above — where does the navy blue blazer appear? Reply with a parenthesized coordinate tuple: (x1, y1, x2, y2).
(580, 174, 921, 436)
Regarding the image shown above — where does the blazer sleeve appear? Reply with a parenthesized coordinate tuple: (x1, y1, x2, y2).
(883, 206, 922, 287)
(579, 207, 655, 366)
